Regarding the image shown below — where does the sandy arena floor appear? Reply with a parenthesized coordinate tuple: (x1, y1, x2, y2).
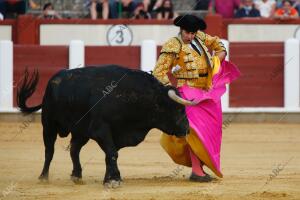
(0, 121, 299, 200)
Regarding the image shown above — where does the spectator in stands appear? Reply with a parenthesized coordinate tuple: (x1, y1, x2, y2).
(0, 11, 3, 20)
(0, 0, 26, 18)
(144, 0, 162, 12)
(194, 0, 210, 10)
(275, 0, 283, 7)
(254, 0, 276, 18)
(274, 0, 298, 19)
(90, 0, 109, 19)
(29, 0, 39, 9)
(208, 0, 241, 18)
(293, 0, 300, 14)
(38, 2, 62, 19)
(111, 0, 136, 18)
(275, 0, 298, 8)
(235, 0, 261, 18)
(156, 0, 176, 19)
(132, 2, 151, 19)
(142, 0, 162, 17)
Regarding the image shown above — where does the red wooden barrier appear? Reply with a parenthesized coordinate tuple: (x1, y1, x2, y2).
(13, 46, 142, 108)
(85, 46, 140, 69)
(229, 42, 284, 107)
(10, 42, 285, 108)
(13, 45, 68, 107)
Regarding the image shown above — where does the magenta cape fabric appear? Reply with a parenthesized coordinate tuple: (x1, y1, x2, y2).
(178, 60, 240, 174)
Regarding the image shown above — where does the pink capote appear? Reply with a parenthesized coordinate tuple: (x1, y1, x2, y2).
(180, 60, 240, 176)
(160, 59, 240, 178)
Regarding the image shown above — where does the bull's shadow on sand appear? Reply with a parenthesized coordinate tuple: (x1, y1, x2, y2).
(36, 175, 220, 187)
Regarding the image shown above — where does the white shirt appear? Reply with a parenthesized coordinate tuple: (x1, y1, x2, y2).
(255, 0, 276, 18)
(190, 40, 203, 55)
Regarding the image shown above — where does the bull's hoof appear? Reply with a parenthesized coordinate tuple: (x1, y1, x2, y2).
(103, 180, 122, 189)
(38, 174, 49, 182)
(71, 176, 84, 185)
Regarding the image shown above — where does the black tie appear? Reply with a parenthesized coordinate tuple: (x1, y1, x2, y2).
(191, 42, 201, 56)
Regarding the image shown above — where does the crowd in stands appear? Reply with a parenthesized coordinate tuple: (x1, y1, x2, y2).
(195, 0, 299, 19)
(0, 0, 300, 20)
(0, 0, 178, 20)
(87, 0, 178, 19)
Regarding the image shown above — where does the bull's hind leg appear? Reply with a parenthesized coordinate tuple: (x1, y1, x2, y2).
(39, 126, 57, 181)
(70, 135, 89, 183)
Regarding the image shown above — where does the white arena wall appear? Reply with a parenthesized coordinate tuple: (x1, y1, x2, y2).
(38, 24, 300, 45)
(228, 24, 300, 42)
(40, 24, 179, 46)
(3, 23, 300, 45)
(0, 25, 12, 41)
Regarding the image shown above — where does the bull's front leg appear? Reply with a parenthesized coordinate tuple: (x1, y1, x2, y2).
(90, 121, 122, 188)
(104, 151, 121, 187)
(95, 140, 122, 188)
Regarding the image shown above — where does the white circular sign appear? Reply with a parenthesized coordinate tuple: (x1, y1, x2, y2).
(106, 24, 133, 46)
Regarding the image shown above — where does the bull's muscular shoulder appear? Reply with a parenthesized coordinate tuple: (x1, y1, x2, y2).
(161, 37, 181, 54)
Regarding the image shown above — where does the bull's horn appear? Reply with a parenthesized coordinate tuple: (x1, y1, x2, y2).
(168, 90, 197, 106)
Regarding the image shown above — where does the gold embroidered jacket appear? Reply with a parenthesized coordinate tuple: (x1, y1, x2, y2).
(153, 31, 226, 89)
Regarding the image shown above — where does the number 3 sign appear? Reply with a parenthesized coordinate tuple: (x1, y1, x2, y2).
(106, 24, 133, 46)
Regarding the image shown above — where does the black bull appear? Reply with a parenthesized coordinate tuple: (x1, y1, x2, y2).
(16, 65, 192, 187)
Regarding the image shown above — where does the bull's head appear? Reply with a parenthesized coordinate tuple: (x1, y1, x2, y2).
(154, 88, 192, 137)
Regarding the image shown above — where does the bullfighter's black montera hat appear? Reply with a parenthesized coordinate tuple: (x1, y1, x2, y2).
(174, 14, 207, 32)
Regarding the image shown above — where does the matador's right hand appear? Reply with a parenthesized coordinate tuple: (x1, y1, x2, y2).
(171, 65, 181, 74)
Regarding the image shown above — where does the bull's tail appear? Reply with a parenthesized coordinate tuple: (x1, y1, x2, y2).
(17, 69, 42, 114)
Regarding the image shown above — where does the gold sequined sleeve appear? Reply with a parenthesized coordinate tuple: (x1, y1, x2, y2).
(153, 53, 174, 85)
(153, 37, 181, 85)
(197, 31, 227, 54)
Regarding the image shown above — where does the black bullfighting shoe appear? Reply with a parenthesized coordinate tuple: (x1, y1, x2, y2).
(189, 172, 213, 182)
